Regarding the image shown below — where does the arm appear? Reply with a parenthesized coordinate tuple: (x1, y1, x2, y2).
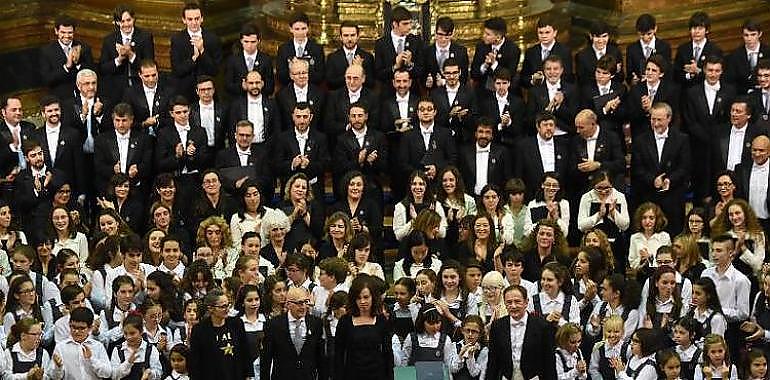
(558, 200, 570, 237)
(87, 343, 115, 379)
(588, 345, 604, 380)
(444, 336, 463, 373)
(392, 203, 412, 241)
(110, 347, 133, 380)
(576, 194, 599, 232)
(435, 202, 448, 238)
(628, 234, 641, 270)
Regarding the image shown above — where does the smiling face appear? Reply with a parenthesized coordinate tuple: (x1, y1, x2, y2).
(441, 268, 460, 291)
(441, 171, 457, 195)
(540, 268, 560, 297)
(182, 8, 203, 33)
(656, 272, 676, 300)
(99, 214, 119, 236)
(410, 175, 426, 200)
(503, 288, 528, 320)
(52, 208, 69, 232)
(727, 204, 745, 228)
(473, 216, 491, 240)
(290, 178, 308, 200)
(536, 226, 555, 249)
(347, 176, 364, 200)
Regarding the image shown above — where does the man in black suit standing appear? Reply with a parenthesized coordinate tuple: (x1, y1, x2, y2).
(277, 58, 325, 132)
(398, 97, 457, 185)
(190, 75, 227, 168)
(430, 58, 478, 145)
(99, 4, 155, 100)
(569, 110, 625, 196)
(520, 16, 573, 89)
(631, 102, 691, 236)
(229, 70, 281, 148)
(422, 16, 469, 89)
(750, 59, 770, 131)
(711, 98, 763, 185)
(578, 55, 627, 135)
(380, 68, 419, 134)
(486, 285, 557, 380)
(261, 287, 324, 380)
(459, 118, 511, 196)
(39, 16, 94, 105)
(525, 55, 578, 136)
(35, 95, 85, 203)
(684, 56, 737, 204)
(515, 112, 570, 200)
(673, 12, 723, 91)
(12, 140, 61, 234)
(273, 102, 330, 199)
(224, 23, 275, 98)
(626, 14, 672, 86)
(0, 97, 36, 177)
(726, 20, 770, 95)
(276, 12, 325, 88)
(325, 21, 375, 91)
(470, 17, 521, 94)
(122, 59, 172, 136)
(93, 103, 152, 197)
(169, 2, 222, 100)
(324, 64, 380, 142)
(735, 135, 770, 235)
(626, 55, 680, 136)
(575, 20, 625, 87)
(478, 68, 525, 148)
(216, 120, 272, 198)
(374, 6, 424, 90)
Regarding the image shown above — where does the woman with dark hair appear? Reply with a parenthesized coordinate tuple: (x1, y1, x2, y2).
(586, 273, 641, 342)
(86, 234, 123, 312)
(151, 173, 188, 234)
(411, 209, 450, 260)
(95, 207, 132, 237)
(329, 170, 384, 256)
(0, 200, 27, 268)
(189, 289, 255, 380)
(437, 166, 477, 248)
(478, 184, 514, 246)
(576, 171, 630, 242)
(234, 284, 266, 376)
(143, 227, 166, 266)
(318, 211, 353, 260)
(262, 275, 287, 318)
(345, 233, 385, 281)
(98, 172, 145, 234)
(393, 171, 448, 242)
(278, 173, 325, 252)
(146, 270, 184, 324)
(456, 214, 500, 273)
(519, 219, 570, 282)
(180, 259, 215, 302)
(230, 179, 275, 249)
(639, 266, 685, 336)
(334, 275, 394, 380)
(524, 172, 570, 238)
(683, 207, 711, 260)
(147, 202, 191, 257)
(708, 170, 737, 229)
(393, 230, 443, 281)
(50, 205, 89, 264)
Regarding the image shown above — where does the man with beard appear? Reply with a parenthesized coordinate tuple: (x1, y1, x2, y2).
(398, 97, 457, 186)
(34, 95, 84, 203)
(229, 70, 281, 147)
(215, 120, 272, 198)
(13, 140, 63, 234)
(459, 118, 511, 196)
(39, 16, 94, 104)
(325, 21, 375, 91)
(515, 112, 570, 199)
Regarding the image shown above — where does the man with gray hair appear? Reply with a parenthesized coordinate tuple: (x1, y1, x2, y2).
(277, 58, 325, 131)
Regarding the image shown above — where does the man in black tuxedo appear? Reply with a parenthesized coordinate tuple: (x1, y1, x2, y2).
(324, 64, 380, 141)
(99, 4, 155, 100)
(575, 20, 625, 87)
(684, 56, 737, 204)
(35, 95, 85, 202)
(515, 112, 570, 199)
(325, 21, 375, 91)
(711, 99, 764, 187)
(276, 12, 325, 87)
(750, 59, 770, 131)
(190, 75, 227, 167)
(12, 140, 62, 234)
(93, 103, 152, 197)
(261, 287, 324, 380)
(520, 16, 573, 89)
(380, 68, 419, 134)
(470, 17, 521, 94)
(422, 16, 469, 89)
(273, 102, 330, 199)
(735, 135, 770, 234)
(486, 285, 557, 380)
(631, 102, 691, 236)
(578, 55, 628, 135)
(431, 58, 479, 145)
(726, 20, 770, 95)
(459, 119, 511, 196)
(229, 70, 282, 148)
(216, 120, 272, 198)
(478, 68, 524, 147)
(374, 6, 424, 89)
(122, 60, 172, 136)
(569, 110, 625, 195)
(169, 2, 223, 100)
(39, 16, 94, 104)
(525, 55, 577, 136)
(626, 55, 680, 136)
(71, 69, 112, 154)
(673, 12, 723, 90)
(0, 97, 36, 177)
(224, 23, 275, 98)
(397, 97, 457, 185)
(626, 14, 672, 86)
(277, 58, 325, 132)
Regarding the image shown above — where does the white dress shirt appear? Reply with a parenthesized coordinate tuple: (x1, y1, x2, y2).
(727, 124, 748, 170)
(576, 188, 630, 233)
(116, 130, 131, 173)
(295, 129, 309, 155)
(143, 85, 156, 112)
(198, 101, 216, 147)
(704, 81, 720, 114)
(348, 88, 361, 104)
(585, 127, 600, 162)
(536, 134, 556, 172)
(45, 124, 61, 165)
(396, 93, 410, 119)
(528, 291, 580, 326)
(445, 84, 459, 107)
(398, 331, 461, 372)
(628, 231, 671, 269)
(474, 143, 490, 195)
(110, 340, 163, 380)
(81, 97, 96, 153)
(49, 337, 113, 380)
(244, 51, 257, 70)
(352, 126, 367, 148)
(509, 312, 528, 371)
(750, 159, 770, 218)
(294, 84, 308, 103)
(236, 146, 250, 167)
(247, 94, 265, 143)
(419, 124, 434, 151)
(701, 264, 751, 322)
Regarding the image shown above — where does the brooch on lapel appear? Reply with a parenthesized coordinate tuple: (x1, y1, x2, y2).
(216, 116, 221, 122)
(263, 107, 269, 112)
(491, 157, 496, 164)
(746, 142, 752, 148)
(309, 57, 315, 66)
(59, 140, 65, 146)
(155, 100, 160, 107)
(760, 52, 764, 59)
(431, 140, 437, 150)
(254, 60, 259, 67)
(496, 53, 502, 59)
(700, 55, 706, 62)
(309, 100, 314, 105)
(130, 143, 136, 149)
(716, 97, 722, 104)
(449, 52, 455, 58)
(405, 41, 410, 48)
(409, 106, 414, 113)
(556, 154, 561, 160)
(596, 145, 604, 154)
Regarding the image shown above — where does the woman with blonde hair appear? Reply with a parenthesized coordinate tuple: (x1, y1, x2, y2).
(711, 198, 765, 274)
(581, 228, 616, 273)
(279, 173, 324, 251)
(477, 271, 506, 333)
(197, 216, 237, 280)
(259, 210, 292, 268)
(673, 234, 708, 280)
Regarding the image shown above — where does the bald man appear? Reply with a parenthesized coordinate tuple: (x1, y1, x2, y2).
(568, 109, 624, 194)
(735, 134, 770, 237)
(324, 64, 380, 144)
(228, 70, 281, 146)
(261, 286, 325, 379)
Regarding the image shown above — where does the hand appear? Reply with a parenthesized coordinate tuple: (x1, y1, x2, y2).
(128, 164, 138, 178)
(186, 141, 196, 156)
(653, 173, 666, 189)
(348, 263, 359, 277)
(610, 357, 624, 373)
(590, 314, 601, 329)
(719, 365, 730, 379)
(684, 60, 699, 74)
(141, 369, 152, 380)
(424, 164, 437, 179)
(409, 203, 418, 219)
(91, 317, 100, 334)
(358, 148, 367, 164)
(641, 95, 653, 112)
(546, 200, 560, 219)
(715, 200, 726, 216)
(366, 149, 378, 163)
(44, 172, 53, 188)
(531, 71, 544, 86)
(402, 50, 413, 64)
(292, 155, 303, 169)
(351, 55, 364, 66)
(300, 155, 310, 169)
(576, 360, 587, 374)
(500, 111, 511, 126)
(143, 115, 157, 127)
(159, 333, 168, 352)
(191, 35, 205, 55)
(642, 315, 653, 329)
(97, 197, 115, 210)
(605, 97, 621, 112)
(702, 365, 713, 380)
(175, 143, 184, 158)
(584, 279, 597, 301)
(662, 178, 670, 191)
(28, 365, 44, 380)
(81, 101, 90, 119)
(577, 159, 599, 173)
(484, 51, 495, 66)
(351, 217, 362, 232)
(552, 91, 564, 107)
(82, 344, 92, 359)
(235, 176, 249, 189)
(425, 74, 434, 88)
(434, 75, 446, 87)
(93, 97, 103, 116)
(639, 247, 650, 262)
(53, 353, 63, 367)
(546, 311, 561, 323)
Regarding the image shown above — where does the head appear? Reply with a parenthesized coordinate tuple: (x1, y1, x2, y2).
(543, 55, 564, 84)
(540, 261, 569, 297)
(575, 110, 598, 139)
(244, 70, 264, 98)
(650, 102, 672, 134)
(204, 289, 230, 321)
(555, 323, 582, 353)
(415, 304, 443, 335)
(288, 12, 310, 40)
(493, 68, 512, 96)
(536, 17, 558, 45)
(703, 334, 729, 366)
(112, 103, 134, 135)
(536, 112, 556, 140)
(239, 23, 261, 55)
(39, 95, 61, 126)
(481, 270, 505, 304)
(169, 96, 190, 126)
(113, 5, 137, 35)
(730, 97, 752, 128)
(390, 6, 412, 37)
(54, 16, 76, 45)
(688, 12, 711, 43)
(503, 285, 528, 320)
(285, 287, 310, 319)
(182, 2, 203, 33)
(595, 55, 618, 86)
(657, 349, 682, 380)
(589, 20, 611, 50)
(392, 69, 412, 97)
(339, 21, 359, 50)
(75, 69, 98, 99)
(68, 307, 94, 343)
(482, 17, 506, 45)
(753, 135, 770, 166)
(348, 275, 382, 317)
(633, 202, 667, 233)
(2, 96, 23, 126)
(195, 75, 215, 103)
(703, 56, 724, 86)
(443, 58, 462, 87)
(289, 58, 310, 88)
(348, 102, 368, 131)
(644, 55, 666, 85)
(742, 19, 764, 50)
(417, 98, 436, 125)
(139, 60, 159, 88)
(438, 166, 466, 199)
(344, 64, 365, 92)
(394, 277, 416, 306)
(292, 102, 313, 133)
(474, 119, 495, 148)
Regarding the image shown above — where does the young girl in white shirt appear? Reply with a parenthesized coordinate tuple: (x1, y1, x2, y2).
(554, 322, 587, 379)
(166, 343, 190, 380)
(529, 261, 580, 326)
(694, 334, 738, 380)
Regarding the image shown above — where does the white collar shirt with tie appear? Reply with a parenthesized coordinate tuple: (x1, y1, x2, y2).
(244, 51, 257, 71)
(81, 97, 96, 153)
(446, 84, 459, 107)
(727, 124, 748, 171)
(31, 165, 47, 180)
(348, 88, 362, 104)
(585, 127, 600, 162)
(419, 124, 434, 150)
(546, 80, 562, 102)
(747, 47, 760, 70)
(187, 29, 202, 39)
(116, 131, 131, 173)
(59, 40, 71, 56)
(704, 81, 720, 114)
(294, 84, 308, 103)
(391, 31, 405, 54)
(594, 46, 606, 60)
(294, 39, 306, 57)
(353, 126, 367, 148)
(236, 146, 251, 167)
(475, 142, 491, 195)
(750, 159, 770, 219)
(692, 40, 705, 61)
(598, 83, 611, 96)
(654, 128, 668, 162)
(287, 313, 306, 352)
(46, 124, 61, 165)
(641, 36, 657, 59)
(396, 93, 410, 119)
(508, 312, 529, 373)
(763, 90, 770, 114)
(6, 122, 20, 152)
(175, 123, 190, 145)
(343, 47, 357, 65)
(496, 92, 509, 122)
(541, 42, 555, 61)
(247, 94, 265, 144)
(536, 134, 556, 172)
(436, 43, 450, 68)
(199, 101, 216, 147)
(647, 81, 660, 99)
(296, 129, 310, 154)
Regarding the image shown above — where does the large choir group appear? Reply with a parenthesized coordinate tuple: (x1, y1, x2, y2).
(1, 0, 770, 379)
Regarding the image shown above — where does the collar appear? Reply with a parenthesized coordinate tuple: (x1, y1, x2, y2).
(510, 312, 528, 327)
(46, 124, 61, 134)
(294, 38, 307, 48)
(642, 36, 657, 50)
(58, 40, 72, 51)
(754, 159, 770, 170)
(491, 37, 505, 52)
(586, 127, 600, 141)
(693, 39, 706, 51)
(731, 123, 748, 132)
(143, 84, 156, 93)
(536, 134, 553, 145)
(295, 129, 309, 140)
(5, 121, 19, 130)
(175, 123, 190, 132)
(654, 128, 669, 139)
(248, 94, 262, 104)
(436, 42, 451, 52)
(343, 46, 357, 56)
(117, 130, 131, 140)
(647, 81, 660, 92)
(746, 45, 760, 55)
(294, 83, 308, 93)
(593, 46, 606, 56)
(120, 31, 134, 41)
(546, 80, 562, 91)
(396, 93, 410, 102)
(352, 126, 367, 139)
(199, 100, 214, 110)
(237, 145, 251, 155)
(420, 123, 434, 134)
(243, 50, 258, 60)
(287, 312, 305, 324)
(348, 88, 362, 97)
(390, 31, 405, 43)
(496, 92, 508, 102)
(446, 83, 460, 93)
(704, 81, 721, 92)
(542, 291, 565, 304)
(476, 142, 490, 153)
(187, 29, 202, 38)
(541, 41, 556, 51)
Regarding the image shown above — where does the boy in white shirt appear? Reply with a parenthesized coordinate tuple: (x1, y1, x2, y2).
(49, 307, 113, 379)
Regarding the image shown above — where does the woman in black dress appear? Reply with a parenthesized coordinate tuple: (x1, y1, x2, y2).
(334, 274, 394, 380)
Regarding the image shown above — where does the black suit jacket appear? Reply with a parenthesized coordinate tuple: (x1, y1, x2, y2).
(626, 80, 681, 134)
(626, 38, 672, 84)
(122, 82, 173, 132)
(93, 130, 153, 195)
(224, 50, 275, 98)
(526, 82, 578, 135)
(0, 121, 36, 175)
(154, 125, 210, 175)
(323, 87, 380, 136)
(458, 142, 511, 195)
(169, 28, 223, 99)
(736, 160, 770, 212)
(486, 315, 557, 380)
(569, 128, 625, 193)
(683, 81, 737, 143)
(630, 128, 691, 200)
(430, 84, 479, 143)
(520, 41, 573, 88)
(98, 27, 155, 98)
(479, 91, 526, 145)
(69, 93, 114, 146)
(272, 128, 330, 186)
(324, 46, 375, 91)
(34, 126, 85, 195)
(276, 38, 326, 87)
(39, 40, 95, 103)
(215, 144, 272, 196)
(673, 40, 723, 88)
(276, 84, 325, 132)
(470, 38, 521, 91)
(12, 168, 66, 233)
(578, 81, 628, 134)
(379, 92, 419, 133)
(398, 125, 457, 176)
(711, 123, 764, 175)
(726, 43, 770, 95)
(574, 43, 625, 86)
(260, 314, 324, 380)
(190, 100, 228, 151)
(749, 88, 770, 132)
(515, 135, 570, 199)
(374, 33, 424, 86)
(189, 317, 254, 380)
(228, 95, 282, 144)
(422, 42, 470, 85)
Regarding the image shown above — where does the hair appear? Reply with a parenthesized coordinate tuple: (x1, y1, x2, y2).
(348, 101, 368, 115)
(70, 306, 94, 325)
(674, 316, 703, 344)
(479, 184, 506, 218)
(390, 6, 411, 23)
(634, 328, 659, 357)
(96, 207, 131, 236)
(656, 349, 681, 377)
(49, 206, 76, 240)
(283, 172, 314, 202)
(462, 314, 487, 345)
(636, 14, 657, 33)
(169, 95, 189, 111)
(672, 234, 700, 274)
(574, 246, 608, 284)
(319, 257, 348, 284)
(534, 172, 564, 202)
(339, 20, 358, 33)
(555, 323, 582, 349)
(414, 304, 443, 334)
(711, 198, 765, 238)
(689, 11, 711, 30)
(542, 261, 573, 296)
(328, 291, 349, 311)
(596, 54, 618, 75)
(39, 95, 60, 109)
(60, 284, 84, 305)
(263, 275, 286, 315)
(6, 275, 43, 322)
(603, 315, 624, 338)
(536, 15, 557, 29)
(239, 22, 261, 40)
(122, 312, 144, 332)
(744, 348, 769, 379)
(54, 15, 77, 29)
(401, 171, 435, 207)
(86, 234, 119, 271)
(147, 270, 182, 319)
(435, 16, 454, 34)
(483, 17, 506, 35)
(345, 233, 371, 263)
(703, 334, 731, 367)
(234, 284, 261, 316)
(645, 266, 682, 320)
(324, 211, 353, 243)
(7, 317, 41, 348)
(288, 11, 310, 27)
(684, 206, 710, 236)
(412, 209, 442, 237)
(347, 274, 383, 317)
(604, 273, 642, 310)
(399, 230, 433, 275)
(646, 54, 669, 75)
(111, 275, 135, 307)
(692, 277, 723, 314)
(196, 216, 233, 249)
(743, 19, 763, 32)
(436, 166, 467, 205)
(260, 209, 291, 247)
(504, 178, 526, 197)
(111, 102, 134, 119)
(520, 219, 568, 254)
(543, 54, 563, 68)
(233, 254, 258, 278)
(589, 19, 611, 36)
(437, 260, 467, 298)
(503, 284, 528, 300)
(180, 259, 214, 298)
(632, 202, 668, 233)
